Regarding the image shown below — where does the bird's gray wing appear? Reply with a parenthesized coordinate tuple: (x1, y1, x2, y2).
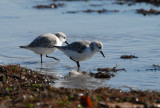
(28, 36, 57, 48)
(65, 40, 91, 53)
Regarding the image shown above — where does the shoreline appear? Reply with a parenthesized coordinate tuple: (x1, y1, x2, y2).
(0, 65, 160, 107)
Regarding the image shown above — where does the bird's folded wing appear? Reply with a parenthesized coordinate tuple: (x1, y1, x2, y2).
(28, 36, 57, 48)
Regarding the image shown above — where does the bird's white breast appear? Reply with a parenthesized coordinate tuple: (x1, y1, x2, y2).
(63, 46, 96, 61)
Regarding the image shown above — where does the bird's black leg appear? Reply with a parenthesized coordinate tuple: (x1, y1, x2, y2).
(76, 61, 80, 68)
(70, 57, 80, 68)
(40, 54, 43, 64)
(46, 54, 60, 61)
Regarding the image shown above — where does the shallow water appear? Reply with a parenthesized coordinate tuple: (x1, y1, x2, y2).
(0, 0, 160, 90)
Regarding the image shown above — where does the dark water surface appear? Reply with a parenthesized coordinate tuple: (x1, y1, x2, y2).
(0, 0, 160, 90)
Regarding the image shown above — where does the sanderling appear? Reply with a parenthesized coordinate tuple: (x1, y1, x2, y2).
(54, 40, 105, 68)
(20, 32, 68, 63)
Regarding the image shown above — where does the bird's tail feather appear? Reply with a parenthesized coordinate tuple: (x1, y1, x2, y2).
(53, 46, 59, 48)
(50, 46, 60, 48)
(51, 46, 65, 51)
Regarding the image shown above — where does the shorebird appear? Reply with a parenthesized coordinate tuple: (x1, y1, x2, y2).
(20, 32, 68, 63)
(53, 40, 105, 68)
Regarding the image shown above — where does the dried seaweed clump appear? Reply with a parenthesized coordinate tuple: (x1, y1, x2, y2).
(89, 72, 115, 79)
(90, 66, 125, 79)
(114, 0, 160, 6)
(83, 9, 119, 14)
(152, 64, 160, 68)
(97, 66, 126, 72)
(34, 3, 64, 9)
(66, 9, 119, 14)
(134, 0, 160, 6)
(120, 55, 138, 59)
(146, 64, 160, 71)
(136, 8, 160, 16)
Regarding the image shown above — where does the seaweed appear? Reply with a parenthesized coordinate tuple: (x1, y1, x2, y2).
(120, 55, 138, 59)
(34, 3, 64, 9)
(114, 0, 160, 6)
(136, 8, 160, 16)
(89, 65, 125, 79)
(66, 9, 119, 14)
(146, 64, 160, 71)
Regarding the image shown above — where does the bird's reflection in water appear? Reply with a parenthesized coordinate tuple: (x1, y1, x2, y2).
(53, 70, 105, 89)
(30, 63, 105, 89)
(35, 61, 60, 75)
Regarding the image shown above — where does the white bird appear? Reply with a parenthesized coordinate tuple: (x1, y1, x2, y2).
(20, 32, 68, 63)
(54, 40, 105, 68)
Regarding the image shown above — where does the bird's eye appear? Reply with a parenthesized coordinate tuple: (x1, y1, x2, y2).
(98, 44, 101, 49)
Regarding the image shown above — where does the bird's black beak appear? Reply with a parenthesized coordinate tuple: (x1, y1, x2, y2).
(65, 41, 69, 45)
(100, 51, 105, 58)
